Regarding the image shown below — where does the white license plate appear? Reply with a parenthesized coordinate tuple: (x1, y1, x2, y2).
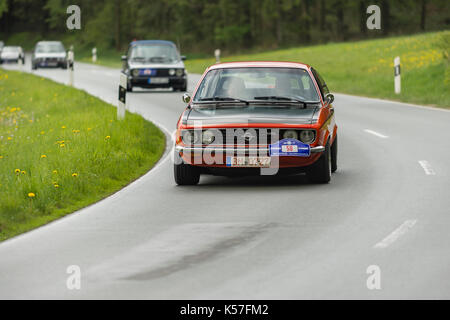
(281, 145, 298, 153)
(227, 156, 271, 168)
(149, 77, 169, 84)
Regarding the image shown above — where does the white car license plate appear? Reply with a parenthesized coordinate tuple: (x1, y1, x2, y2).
(281, 145, 298, 153)
(149, 77, 169, 84)
(227, 156, 271, 168)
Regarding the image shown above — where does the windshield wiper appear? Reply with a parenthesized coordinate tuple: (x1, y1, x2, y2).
(199, 96, 249, 105)
(254, 96, 315, 108)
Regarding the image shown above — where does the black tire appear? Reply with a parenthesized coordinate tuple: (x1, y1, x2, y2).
(331, 134, 338, 173)
(307, 142, 331, 184)
(126, 80, 133, 92)
(174, 151, 200, 185)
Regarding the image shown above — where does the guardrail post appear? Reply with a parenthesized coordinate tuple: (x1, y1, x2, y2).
(68, 47, 74, 86)
(92, 47, 97, 63)
(394, 56, 401, 94)
(118, 72, 127, 120)
(215, 49, 221, 63)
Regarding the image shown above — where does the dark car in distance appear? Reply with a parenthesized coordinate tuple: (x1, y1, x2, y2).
(121, 40, 187, 92)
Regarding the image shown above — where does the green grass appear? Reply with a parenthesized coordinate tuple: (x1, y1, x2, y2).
(184, 31, 449, 108)
(0, 69, 165, 241)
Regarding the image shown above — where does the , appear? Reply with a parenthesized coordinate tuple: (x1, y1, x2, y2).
(31, 41, 67, 70)
(121, 40, 187, 92)
(174, 61, 338, 185)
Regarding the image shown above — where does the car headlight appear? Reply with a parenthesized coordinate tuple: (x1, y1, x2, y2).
(132, 69, 140, 77)
(283, 130, 298, 140)
(169, 69, 176, 76)
(299, 130, 315, 144)
(176, 69, 184, 77)
(181, 130, 201, 145)
(202, 130, 215, 145)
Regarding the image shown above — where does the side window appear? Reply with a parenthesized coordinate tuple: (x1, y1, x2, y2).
(311, 68, 330, 99)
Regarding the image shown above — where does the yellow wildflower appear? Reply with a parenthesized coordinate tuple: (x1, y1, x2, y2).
(15, 169, 20, 174)
(28, 193, 36, 198)
(72, 173, 78, 177)
(41, 155, 47, 159)
(105, 135, 111, 140)
(21, 171, 26, 175)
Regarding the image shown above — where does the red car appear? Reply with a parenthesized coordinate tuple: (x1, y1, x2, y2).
(174, 61, 337, 185)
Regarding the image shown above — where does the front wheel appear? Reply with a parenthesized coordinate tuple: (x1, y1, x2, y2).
(174, 151, 200, 185)
(307, 142, 331, 184)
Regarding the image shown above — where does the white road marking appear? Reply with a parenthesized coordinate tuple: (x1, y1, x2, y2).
(364, 129, 389, 139)
(374, 220, 417, 249)
(418, 160, 436, 175)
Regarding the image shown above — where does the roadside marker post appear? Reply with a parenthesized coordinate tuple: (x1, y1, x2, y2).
(118, 73, 127, 120)
(68, 47, 74, 86)
(215, 49, 221, 63)
(92, 47, 97, 63)
(394, 56, 401, 94)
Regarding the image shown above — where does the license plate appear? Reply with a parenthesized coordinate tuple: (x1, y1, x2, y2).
(226, 156, 271, 168)
(148, 77, 169, 84)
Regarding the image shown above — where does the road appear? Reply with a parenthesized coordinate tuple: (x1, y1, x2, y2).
(1, 59, 449, 299)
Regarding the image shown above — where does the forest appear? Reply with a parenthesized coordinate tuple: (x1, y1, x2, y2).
(0, 0, 449, 54)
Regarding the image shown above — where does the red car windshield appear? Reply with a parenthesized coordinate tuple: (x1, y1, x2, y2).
(194, 67, 320, 103)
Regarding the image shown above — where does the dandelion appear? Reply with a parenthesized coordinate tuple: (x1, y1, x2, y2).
(61, 125, 66, 129)
(0, 156, 3, 159)
(41, 155, 47, 159)
(40, 131, 45, 135)
(60, 144, 65, 148)
(7, 137, 12, 141)
(53, 170, 58, 174)
(21, 171, 26, 175)
(105, 135, 111, 140)
(72, 173, 78, 177)
(15, 169, 20, 174)
(54, 184, 59, 188)
(28, 193, 35, 198)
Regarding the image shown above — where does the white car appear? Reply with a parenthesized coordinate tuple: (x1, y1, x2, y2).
(0, 46, 24, 64)
(32, 41, 67, 70)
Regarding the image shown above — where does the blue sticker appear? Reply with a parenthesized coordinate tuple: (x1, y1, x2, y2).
(269, 138, 310, 157)
(226, 157, 232, 167)
(140, 69, 156, 76)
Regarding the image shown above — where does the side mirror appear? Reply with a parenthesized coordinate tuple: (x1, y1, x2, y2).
(181, 55, 187, 61)
(325, 93, 334, 104)
(121, 55, 127, 61)
(182, 93, 191, 104)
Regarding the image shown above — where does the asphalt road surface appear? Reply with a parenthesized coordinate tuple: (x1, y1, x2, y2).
(1, 58, 449, 299)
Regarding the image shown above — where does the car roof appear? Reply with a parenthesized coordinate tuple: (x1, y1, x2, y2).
(36, 41, 64, 45)
(207, 61, 311, 71)
(129, 40, 175, 46)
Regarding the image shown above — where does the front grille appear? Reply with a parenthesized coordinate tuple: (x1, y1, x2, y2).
(217, 128, 280, 145)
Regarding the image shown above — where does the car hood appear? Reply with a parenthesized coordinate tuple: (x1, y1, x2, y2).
(185, 105, 320, 126)
(128, 60, 185, 69)
(1, 52, 20, 59)
(34, 52, 66, 59)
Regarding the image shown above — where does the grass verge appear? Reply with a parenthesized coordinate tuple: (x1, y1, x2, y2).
(185, 31, 449, 108)
(0, 69, 165, 241)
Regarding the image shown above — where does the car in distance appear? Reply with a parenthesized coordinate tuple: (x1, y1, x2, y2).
(0, 46, 25, 64)
(174, 61, 337, 185)
(31, 41, 67, 70)
(121, 40, 187, 92)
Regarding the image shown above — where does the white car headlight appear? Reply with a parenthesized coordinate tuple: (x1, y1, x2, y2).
(202, 130, 216, 144)
(181, 130, 201, 145)
(169, 69, 176, 76)
(283, 130, 298, 140)
(299, 130, 315, 144)
(176, 69, 184, 77)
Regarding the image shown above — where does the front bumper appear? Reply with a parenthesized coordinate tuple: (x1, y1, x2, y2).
(175, 145, 325, 168)
(130, 76, 186, 88)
